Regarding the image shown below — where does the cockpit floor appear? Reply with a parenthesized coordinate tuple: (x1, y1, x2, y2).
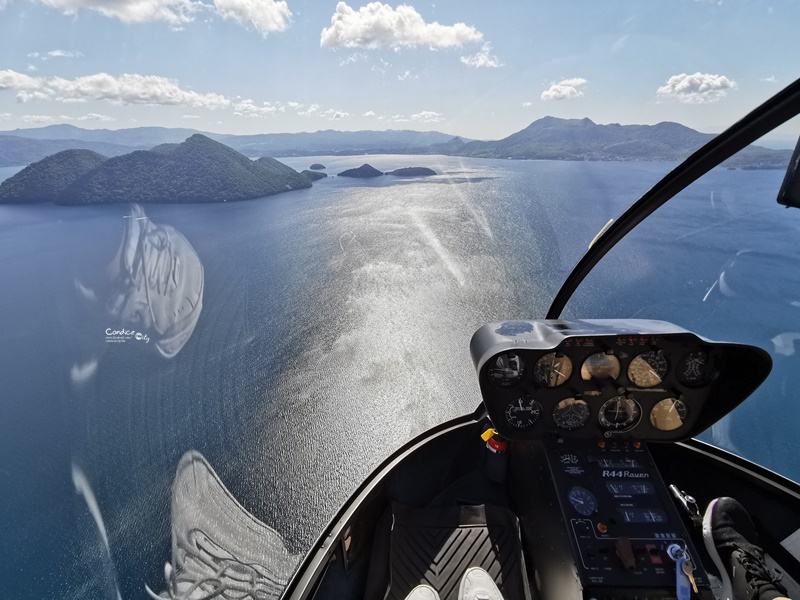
(384, 502, 531, 600)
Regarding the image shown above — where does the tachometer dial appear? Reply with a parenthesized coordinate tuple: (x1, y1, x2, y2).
(628, 350, 668, 388)
(553, 398, 590, 430)
(676, 351, 711, 386)
(568, 486, 598, 516)
(581, 352, 621, 381)
(650, 398, 688, 431)
(487, 352, 526, 388)
(504, 396, 542, 430)
(534, 352, 572, 387)
(598, 396, 642, 432)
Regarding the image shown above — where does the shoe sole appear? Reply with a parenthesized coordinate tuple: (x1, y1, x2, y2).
(703, 498, 733, 600)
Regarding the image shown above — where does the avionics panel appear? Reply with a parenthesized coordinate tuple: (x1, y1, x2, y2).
(543, 439, 714, 599)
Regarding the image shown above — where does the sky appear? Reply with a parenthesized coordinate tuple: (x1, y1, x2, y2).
(0, 0, 798, 143)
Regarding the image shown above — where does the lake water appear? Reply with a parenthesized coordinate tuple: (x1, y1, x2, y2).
(1, 155, 798, 599)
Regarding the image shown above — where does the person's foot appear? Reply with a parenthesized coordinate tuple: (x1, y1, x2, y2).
(458, 567, 504, 600)
(405, 584, 440, 600)
(703, 497, 788, 600)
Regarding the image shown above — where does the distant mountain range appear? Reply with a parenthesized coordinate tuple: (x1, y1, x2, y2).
(0, 118, 792, 169)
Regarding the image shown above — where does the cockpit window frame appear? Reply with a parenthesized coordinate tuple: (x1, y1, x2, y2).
(546, 77, 800, 320)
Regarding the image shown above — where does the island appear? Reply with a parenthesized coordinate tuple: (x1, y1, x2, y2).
(0, 134, 312, 204)
(0, 149, 108, 203)
(302, 170, 328, 182)
(389, 167, 436, 177)
(309, 163, 326, 170)
(337, 164, 384, 178)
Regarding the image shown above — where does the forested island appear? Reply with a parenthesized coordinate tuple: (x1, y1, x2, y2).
(0, 134, 311, 204)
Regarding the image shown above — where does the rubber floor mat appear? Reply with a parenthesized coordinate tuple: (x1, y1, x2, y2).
(386, 503, 530, 600)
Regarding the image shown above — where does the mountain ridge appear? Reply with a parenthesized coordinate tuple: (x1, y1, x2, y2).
(0, 118, 792, 169)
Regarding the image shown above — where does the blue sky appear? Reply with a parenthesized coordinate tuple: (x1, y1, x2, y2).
(0, 0, 798, 142)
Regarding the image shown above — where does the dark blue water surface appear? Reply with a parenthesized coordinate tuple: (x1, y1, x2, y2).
(1, 156, 797, 598)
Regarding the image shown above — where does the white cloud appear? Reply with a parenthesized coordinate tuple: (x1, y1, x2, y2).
(73, 112, 115, 121)
(31, 0, 201, 25)
(320, 2, 483, 49)
(363, 110, 376, 117)
(656, 72, 736, 104)
(521, 101, 533, 107)
(541, 77, 587, 101)
(323, 109, 349, 119)
(47, 49, 84, 58)
(287, 101, 302, 108)
(213, 0, 290, 35)
(297, 103, 320, 117)
(0, 69, 231, 108)
(410, 110, 443, 123)
(21, 114, 55, 123)
(397, 70, 415, 81)
(182, 114, 201, 119)
(390, 114, 409, 122)
(232, 98, 279, 117)
(339, 51, 367, 66)
(761, 75, 778, 83)
(26, 64, 38, 72)
(460, 42, 501, 68)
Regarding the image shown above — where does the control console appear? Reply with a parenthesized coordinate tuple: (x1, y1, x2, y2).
(543, 439, 714, 599)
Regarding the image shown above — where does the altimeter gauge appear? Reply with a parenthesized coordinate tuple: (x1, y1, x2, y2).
(504, 396, 542, 430)
(598, 396, 642, 432)
(628, 350, 668, 388)
(553, 398, 590, 430)
(534, 352, 573, 387)
(581, 352, 621, 381)
(650, 398, 688, 431)
(487, 352, 526, 388)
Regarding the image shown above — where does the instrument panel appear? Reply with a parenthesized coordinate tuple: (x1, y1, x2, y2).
(470, 319, 771, 441)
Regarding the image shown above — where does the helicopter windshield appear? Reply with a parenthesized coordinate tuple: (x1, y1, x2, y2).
(562, 114, 800, 483)
(2, 2, 800, 599)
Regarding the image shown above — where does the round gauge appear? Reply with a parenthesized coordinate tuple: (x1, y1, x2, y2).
(628, 350, 668, 388)
(598, 396, 642, 432)
(580, 352, 621, 381)
(559, 451, 586, 477)
(568, 486, 598, 516)
(504, 396, 542, 430)
(553, 398, 591, 430)
(534, 352, 573, 387)
(650, 398, 689, 431)
(676, 351, 711, 386)
(487, 352, 526, 388)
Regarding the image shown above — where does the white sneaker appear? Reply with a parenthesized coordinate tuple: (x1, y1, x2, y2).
(145, 451, 298, 600)
(405, 584, 441, 600)
(458, 567, 505, 600)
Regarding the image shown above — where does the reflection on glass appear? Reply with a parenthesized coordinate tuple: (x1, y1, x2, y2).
(650, 398, 688, 431)
(73, 204, 204, 370)
(580, 352, 621, 380)
(107, 204, 204, 358)
(145, 452, 298, 600)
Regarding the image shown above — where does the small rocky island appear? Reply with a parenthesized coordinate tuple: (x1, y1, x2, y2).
(0, 134, 312, 204)
(309, 163, 326, 170)
(302, 170, 328, 182)
(389, 167, 436, 177)
(338, 163, 438, 179)
(338, 164, 384, 178)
